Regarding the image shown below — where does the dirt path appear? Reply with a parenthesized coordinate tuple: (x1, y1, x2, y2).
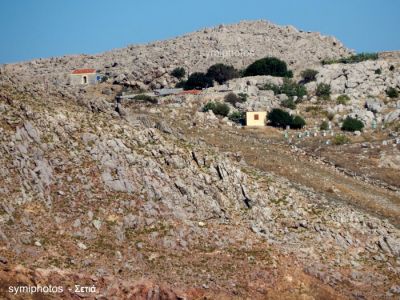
(185, 125, 400, 227)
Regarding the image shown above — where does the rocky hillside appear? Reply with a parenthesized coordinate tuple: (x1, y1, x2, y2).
(1, 20, 351, 89)
(0, 20, 400, 299)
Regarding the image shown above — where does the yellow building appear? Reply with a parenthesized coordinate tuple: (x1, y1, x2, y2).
(246, 111, 267, 126)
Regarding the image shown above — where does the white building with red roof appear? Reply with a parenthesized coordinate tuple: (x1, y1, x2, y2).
(70, 68, 100, 85)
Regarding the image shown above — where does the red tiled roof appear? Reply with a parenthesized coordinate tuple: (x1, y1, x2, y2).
(71, 68, 96, 74)
(179, 90, 202, 95)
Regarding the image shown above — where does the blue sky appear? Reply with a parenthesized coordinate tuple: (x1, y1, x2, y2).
(0, 0, 399, 64)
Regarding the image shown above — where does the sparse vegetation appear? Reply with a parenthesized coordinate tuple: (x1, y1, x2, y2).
(322, 53, 378, 65)
(206, 63, 239, 84)
(386, 87, 399, 98)
(267, 108, 306, 129)
(262, 78, 307, 99)
(300, 69, 318, 83)
(320, 121, 329, 131)
(281, 98, 296, 109)
(243, 57, 293, 78)
(133, 94, 157, 104)
(389, 65, 395, 71)
(333, 134, 351, 145)
(374, 68, 382, 75)
(341, 117, 364, 132)
(171, 67, 186, 79)
(336, 94, 351, 105)
(316, 83, 331, 100)
(184, 72, 213, 90)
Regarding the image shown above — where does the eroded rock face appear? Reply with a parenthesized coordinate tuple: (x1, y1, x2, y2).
(307, 59, 400, 97)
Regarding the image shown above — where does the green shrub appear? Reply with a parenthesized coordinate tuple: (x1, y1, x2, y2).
(267, 108, 306, 129)
(203, 101, 230, 117)
(238, 93, 248, 102)
(133, 94, 157, 104)
(374, 68, 382, 75)
(212, 102, 230, 117)
(301, 69, 318, 83)
(268, 109, 292, 128)
(389, 65, 395, 71)
(206, 63, 239, 84)
(100, 75, 109, 83)
(224, 92, 246, 106)
(184, 72, 213, 90)
(281, 98, 296, 109)
(336, 94, 350, 105)
(322, 53, 378, 65)
(333, 134, 350, 145)
(341, 117, 364, 132)
(261, 82, 281, 94)
(320, 121, 329, 131)
(262, 78, 307, 99)
(243, 57, 293, 77)
(203, 101, 216, 112)
(228, 111, 245, 124)
(316, 83, 331, 100)
(280, 79, 307, 98)
(171, 67, 186, 79)
(386, 87, 399, 98)
(291, 115, 306, 129)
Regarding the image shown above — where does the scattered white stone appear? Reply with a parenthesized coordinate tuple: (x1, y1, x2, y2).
(92, 220, 101, 230)
(77, 242, 88, 250)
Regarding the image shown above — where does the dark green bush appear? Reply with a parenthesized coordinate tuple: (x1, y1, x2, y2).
(374, 68, 382, 75)
(320, 121, 329, 131)
(291, 116, 306, 129)
(171, 67, 186, 79)
(224, 92, 246, 106)
(228, 111, 245, 124)
(341, 117, 364, 132)
(175, 80, 186, 88)
(202, 101, 216, 112)
(316, 83, 331, 100)
(206, 63, 239, 84)
(301, 69, 318, 83)
(184, 72, 213, 90)
(212, 102, 230, 117)
(336, 94, 350, 105)
(268, 109, 293, 128)
(203, 101, 230, 117)
(389, 65, 395, 71)
(322, 53, 378, 65)
(386, 87, 399, 98)
(243, 57, 293, 77)
(267, 108, 306, 129)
